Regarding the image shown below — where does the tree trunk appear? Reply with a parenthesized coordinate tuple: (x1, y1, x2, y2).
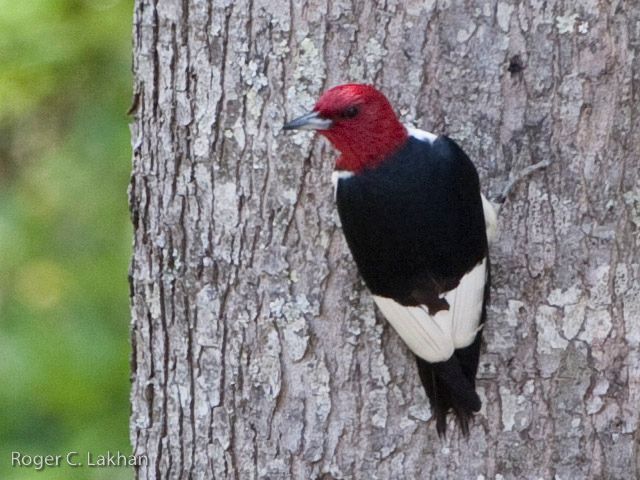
(129, 1, 640, 478)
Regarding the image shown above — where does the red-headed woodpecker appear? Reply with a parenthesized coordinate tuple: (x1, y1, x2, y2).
(284, 84, 498, 436)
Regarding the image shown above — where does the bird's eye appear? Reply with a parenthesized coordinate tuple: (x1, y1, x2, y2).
(341, 106, 359, 119)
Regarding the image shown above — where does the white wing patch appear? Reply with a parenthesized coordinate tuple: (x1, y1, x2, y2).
(406, 126, 438, 144)
(373, 258, 487, 363)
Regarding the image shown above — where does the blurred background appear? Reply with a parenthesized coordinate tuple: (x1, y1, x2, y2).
(0, 0, 133, 478)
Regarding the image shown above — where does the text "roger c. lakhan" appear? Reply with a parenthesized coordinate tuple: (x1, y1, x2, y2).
(11, 451, 148, 470)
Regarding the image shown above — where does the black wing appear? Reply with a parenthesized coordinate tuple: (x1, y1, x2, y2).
(336, 135, 488, 310)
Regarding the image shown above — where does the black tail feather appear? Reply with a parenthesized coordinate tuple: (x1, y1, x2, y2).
(416, 352, 481, 437)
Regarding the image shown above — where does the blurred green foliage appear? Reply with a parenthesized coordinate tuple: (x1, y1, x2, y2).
(0, 0, 134, 478)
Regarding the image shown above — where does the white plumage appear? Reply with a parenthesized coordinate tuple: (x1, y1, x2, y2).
(331, 170, 354, 195)
(373, 258, 487, 363)
(406, 125, 438, 144)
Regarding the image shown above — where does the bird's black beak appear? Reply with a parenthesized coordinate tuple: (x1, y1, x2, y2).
(282, 111, 333, 131)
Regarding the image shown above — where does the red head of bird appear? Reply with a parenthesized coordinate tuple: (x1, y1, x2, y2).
(283, 84, 408, 172)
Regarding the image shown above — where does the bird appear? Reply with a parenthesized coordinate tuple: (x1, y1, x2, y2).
(283, 83, 497, 436)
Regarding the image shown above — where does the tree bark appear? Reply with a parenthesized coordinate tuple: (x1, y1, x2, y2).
(129, 1, 640, 478)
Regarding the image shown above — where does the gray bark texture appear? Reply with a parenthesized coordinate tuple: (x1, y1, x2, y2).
(129, 0, 640, 478)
